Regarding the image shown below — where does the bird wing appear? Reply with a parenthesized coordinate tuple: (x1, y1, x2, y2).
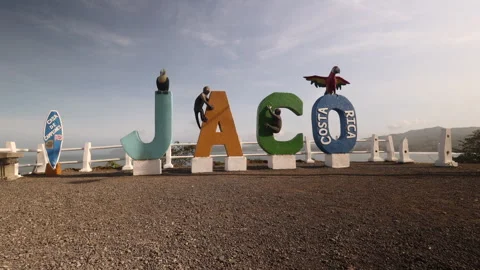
(303, 75, 327, 88)
(335, 76, 350, 90)
(336, 76, 350, 87)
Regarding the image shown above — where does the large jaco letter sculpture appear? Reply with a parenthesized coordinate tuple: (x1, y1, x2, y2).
(120, 90, 172, 176)
(192, 91, 245, 173)
(257, 92, 303, 169)
(311, 95, 357, 168)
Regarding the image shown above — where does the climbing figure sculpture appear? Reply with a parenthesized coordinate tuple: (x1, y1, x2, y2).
(303, 66, 350, 96)
(264, 105, 282, 134)
(194, 86, 214, 129)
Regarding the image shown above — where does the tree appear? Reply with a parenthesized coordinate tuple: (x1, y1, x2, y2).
(161, 141, 196, 167)
(453, 129, 480, 163)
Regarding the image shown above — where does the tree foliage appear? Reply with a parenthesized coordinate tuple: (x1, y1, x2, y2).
(161, 141, 196, 167)
(453, 129, 480, 163)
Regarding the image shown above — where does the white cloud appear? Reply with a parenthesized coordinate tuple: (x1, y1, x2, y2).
(388, 118, 428, 131)
(80, 0, 149, 12)
(182, 29, 226, 47)
(22, 13, 133, 48)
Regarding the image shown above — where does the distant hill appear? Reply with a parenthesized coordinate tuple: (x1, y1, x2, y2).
(354, 126, 480, 152)
(109, 126, 480, 155)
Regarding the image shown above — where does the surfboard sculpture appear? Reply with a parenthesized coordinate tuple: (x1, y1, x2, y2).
(43, 110, 64, 169)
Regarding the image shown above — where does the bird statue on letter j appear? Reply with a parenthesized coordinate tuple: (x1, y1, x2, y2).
(156, 68, 169, 94)
(303, 66, 350, 96)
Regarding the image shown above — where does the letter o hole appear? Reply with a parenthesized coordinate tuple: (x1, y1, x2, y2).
(311, 95, 358, 154)
(328, 110, 341, 140)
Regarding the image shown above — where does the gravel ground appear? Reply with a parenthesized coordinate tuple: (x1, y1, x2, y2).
(0, 162, 479, 270)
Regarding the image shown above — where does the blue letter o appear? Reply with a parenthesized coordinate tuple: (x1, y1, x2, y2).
(311, 95, 358, 154)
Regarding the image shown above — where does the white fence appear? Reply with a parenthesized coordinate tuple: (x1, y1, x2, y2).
(0, 134, 426, 176)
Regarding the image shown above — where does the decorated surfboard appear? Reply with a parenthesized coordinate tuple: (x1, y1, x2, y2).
(43, 110, 64, 169)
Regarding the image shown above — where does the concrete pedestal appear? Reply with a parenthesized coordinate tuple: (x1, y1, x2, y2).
(0, 152, 24, 181)
(133, 159, 162, 176)
(435, 128, 458, 167)
(368, 134, 384, 162)
(385, 135, 398, 162)
(325, 153, 350, 168)
(46, 163, 62, 176)
(191, 157, 213, 173)
(225, 156, 247, 171)
(268, 155, 296, 170)
(398, 138, 414, 164)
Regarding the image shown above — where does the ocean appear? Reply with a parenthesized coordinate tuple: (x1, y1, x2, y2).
(16, 145, 453, 175)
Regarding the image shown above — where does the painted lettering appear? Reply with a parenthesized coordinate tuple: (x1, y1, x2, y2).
(321, 136, 332, 145)
(318, 108, 328, 115)
(345, 110, 355, 118)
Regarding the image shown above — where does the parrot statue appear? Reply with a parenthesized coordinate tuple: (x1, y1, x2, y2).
(304, 66, 350, 95)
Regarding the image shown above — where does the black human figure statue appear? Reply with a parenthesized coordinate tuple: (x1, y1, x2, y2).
(194, 86, 215, 129)
(265, 105, 282, 133)
(156, 69, 169, 94)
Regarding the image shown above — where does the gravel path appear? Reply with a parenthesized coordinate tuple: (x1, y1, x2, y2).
(0, 162, 479, 269)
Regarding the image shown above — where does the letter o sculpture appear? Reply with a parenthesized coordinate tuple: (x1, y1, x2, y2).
(311, 95, 358, 154)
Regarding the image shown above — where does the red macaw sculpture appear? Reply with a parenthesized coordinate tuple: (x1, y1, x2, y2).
(304, 66, 350, 95)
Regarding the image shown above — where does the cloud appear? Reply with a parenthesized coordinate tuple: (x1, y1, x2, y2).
(22, 12, 133, 48)
(388, 118, 428, 131)
(255, 0, 416, 60)
(181, 28, 240, 60)
(182, 29, 226, 47)
(80, 0, 149, 12)
(446, 32, 480, 45)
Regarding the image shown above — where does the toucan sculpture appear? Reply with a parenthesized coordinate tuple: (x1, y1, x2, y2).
(304, 66, 350, 95)
(156, 68, 169, 94)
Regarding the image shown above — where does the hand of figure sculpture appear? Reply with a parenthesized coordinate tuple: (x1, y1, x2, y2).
(194, 86, 215, 129)
(156, 69, 169, 94)
(264, 104, 282, 134)
(303, 66, 350, 96)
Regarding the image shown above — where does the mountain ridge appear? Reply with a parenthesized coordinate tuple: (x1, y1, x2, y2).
(354, 126, 480, 152)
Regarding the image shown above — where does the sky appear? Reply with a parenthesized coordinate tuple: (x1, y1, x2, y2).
(1, 0, 479, 149)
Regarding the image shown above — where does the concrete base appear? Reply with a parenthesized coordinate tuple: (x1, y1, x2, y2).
(225, 156, 247, 171)
(385, 155, 398, 162)
(268, 155, 296, 170)
(0, 152, 24, 181)
(368, 156, 385, 162)
(46, 163, 62, 176)
(325, 154, 350, 168)
(133, 159, 162, 176)
(191, 157, 213, 173)
(435, 160, 458, 167)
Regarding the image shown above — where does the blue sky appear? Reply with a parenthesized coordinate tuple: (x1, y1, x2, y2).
(1, 0, 479, 149)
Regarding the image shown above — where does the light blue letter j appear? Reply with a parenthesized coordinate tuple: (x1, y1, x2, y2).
(120, 92, 173, 160)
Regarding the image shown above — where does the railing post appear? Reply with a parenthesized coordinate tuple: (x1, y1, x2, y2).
(34, 143, 48, 174)
(398, 137, 414, 163)
(368, 134, 384, 162)
(122, 152, 133, 171)
(79, 142, 92, 172)
(434, 128, 458, 167)
(5, 141, 21, 178)
(164, 144, 174, 169)
(304, 136, 315, 163)
(385, 135, 398, 162)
